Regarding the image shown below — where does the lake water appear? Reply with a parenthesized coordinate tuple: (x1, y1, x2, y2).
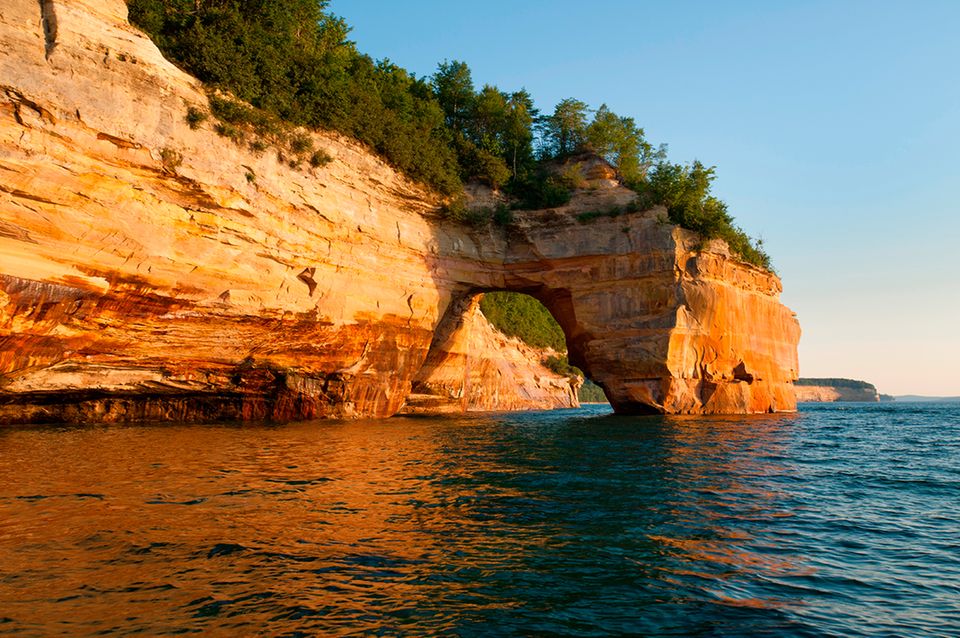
(1, 402, 958, 636)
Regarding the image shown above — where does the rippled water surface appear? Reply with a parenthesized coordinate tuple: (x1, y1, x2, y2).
(1, 402, 959, 636)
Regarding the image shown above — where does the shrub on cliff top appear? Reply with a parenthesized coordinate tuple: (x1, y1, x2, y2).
(637, 160, 772, 269)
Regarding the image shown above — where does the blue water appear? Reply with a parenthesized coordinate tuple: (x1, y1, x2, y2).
(0, 402, 958, 636)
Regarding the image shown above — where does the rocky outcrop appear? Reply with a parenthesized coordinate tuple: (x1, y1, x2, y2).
(401, 296, 580, 414)
(0, 0, 800, 424)
(500, 204, 800, 415)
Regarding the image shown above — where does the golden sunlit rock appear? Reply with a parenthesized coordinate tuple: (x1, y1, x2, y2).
(0, 0, 799, 423)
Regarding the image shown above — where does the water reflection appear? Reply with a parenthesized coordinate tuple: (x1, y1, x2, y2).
(0, 405, 955, 636)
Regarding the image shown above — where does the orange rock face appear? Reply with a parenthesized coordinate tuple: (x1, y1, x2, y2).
(0, 0, 800, 423)
(492, 205, 801, 416)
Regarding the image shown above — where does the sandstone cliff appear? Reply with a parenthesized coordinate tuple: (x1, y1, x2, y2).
(795, 380, 879, 402)
(0, 0, 800, 424)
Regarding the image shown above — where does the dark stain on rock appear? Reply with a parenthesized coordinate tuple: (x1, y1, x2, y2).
(4, 87, 56, 125)
(96, 132, 142, 150)
(297, 267, 317, 296)
(39, 0, 58, 59)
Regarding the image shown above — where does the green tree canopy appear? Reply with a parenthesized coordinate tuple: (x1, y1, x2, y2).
(129, 0, 462, 194)
(432, 60, 475, 132)
(542, 98, 590, 157)
(504, 90, 537, 179)
(585, 104, 664, 184)
(479, 292, 566, 351)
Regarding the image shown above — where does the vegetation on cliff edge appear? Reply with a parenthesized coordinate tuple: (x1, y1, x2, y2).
(795, 378, 876, 390)
(127, 0, 770, 269)
(480, 292, 609, 405)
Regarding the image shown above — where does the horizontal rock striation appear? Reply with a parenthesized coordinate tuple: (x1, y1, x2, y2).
(0, 0, 800, 424)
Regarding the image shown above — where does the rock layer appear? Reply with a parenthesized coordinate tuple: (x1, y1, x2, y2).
(0, 0, 800, 424)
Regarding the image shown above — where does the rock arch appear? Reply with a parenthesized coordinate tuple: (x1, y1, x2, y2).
(421, 201, 800, 416)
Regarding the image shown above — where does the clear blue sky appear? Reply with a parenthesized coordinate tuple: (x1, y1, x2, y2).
(330, 1, 960, 396)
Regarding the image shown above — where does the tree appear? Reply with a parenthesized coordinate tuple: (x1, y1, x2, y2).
(584, 104, 669, 185)
(542, 98, 589, 157)
(470, 85, 508, 154)
(432, 60, 474, 133)
(503, 89, 536, 178)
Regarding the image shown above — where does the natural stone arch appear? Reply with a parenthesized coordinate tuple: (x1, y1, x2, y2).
(432, 201, 801, 416)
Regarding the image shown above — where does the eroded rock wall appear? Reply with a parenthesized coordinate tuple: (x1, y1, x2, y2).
(0, 0, 473, 422)
(498, 208, 800, 415)
(0, 0, 800, 423)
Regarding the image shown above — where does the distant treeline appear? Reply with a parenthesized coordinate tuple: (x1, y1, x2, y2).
(128, 0, 770, 268)
(796, 378, 876, 390)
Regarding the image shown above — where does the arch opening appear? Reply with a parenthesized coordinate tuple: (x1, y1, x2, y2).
(401, 289, 609, 414)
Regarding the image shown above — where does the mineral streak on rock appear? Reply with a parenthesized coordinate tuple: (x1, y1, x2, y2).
(0, 0, 800, 423)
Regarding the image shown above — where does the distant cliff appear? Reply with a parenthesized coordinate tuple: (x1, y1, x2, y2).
(795, 379, 879, 402)
(0, 0, 800, 423)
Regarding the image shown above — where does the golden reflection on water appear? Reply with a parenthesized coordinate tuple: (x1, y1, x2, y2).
(646, 414, 813, 609)
(0, 411, 814, 634)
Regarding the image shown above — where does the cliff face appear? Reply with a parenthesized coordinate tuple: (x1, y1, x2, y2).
(0, 0, 800, 424)
(500, 200, 800, 415)
(795, 385, 879, 402)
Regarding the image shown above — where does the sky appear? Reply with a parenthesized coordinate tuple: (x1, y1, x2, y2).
(330, 0, 960, 396)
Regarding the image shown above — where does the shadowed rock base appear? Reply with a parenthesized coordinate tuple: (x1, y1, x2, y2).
(0, 389, 330, 426)
(0, 366, 401, 425)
